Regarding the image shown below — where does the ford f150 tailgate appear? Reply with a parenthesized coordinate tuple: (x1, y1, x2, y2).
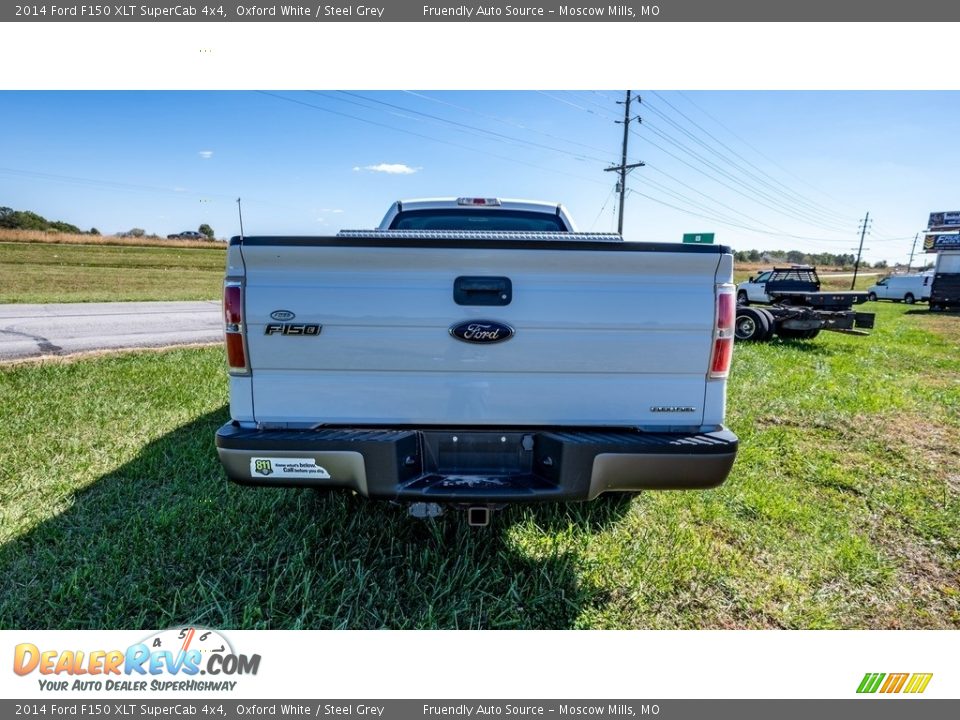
(239, 235, 728, 428)
(217, 232, 738, 501)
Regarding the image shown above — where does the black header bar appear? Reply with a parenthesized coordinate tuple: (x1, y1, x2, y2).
(6, 1, 959, 22)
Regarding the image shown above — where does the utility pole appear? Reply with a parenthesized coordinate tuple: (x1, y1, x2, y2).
(908, 232, 918, 271)
(604, 90, 644, 235)
(850, 211, 871, 290)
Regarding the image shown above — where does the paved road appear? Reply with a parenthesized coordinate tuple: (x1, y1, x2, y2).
(0, 301, 222, 361)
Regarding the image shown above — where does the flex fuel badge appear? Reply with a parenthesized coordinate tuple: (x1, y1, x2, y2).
(250, 457, 331, 479)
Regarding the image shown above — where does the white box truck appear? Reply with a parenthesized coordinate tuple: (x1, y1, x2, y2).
(930, 250, 960, 311)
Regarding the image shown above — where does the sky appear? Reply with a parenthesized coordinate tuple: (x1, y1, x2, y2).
(0, 90, 958, 264)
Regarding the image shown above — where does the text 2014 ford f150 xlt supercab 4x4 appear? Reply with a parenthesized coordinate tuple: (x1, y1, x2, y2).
(215, 198, 739, 516)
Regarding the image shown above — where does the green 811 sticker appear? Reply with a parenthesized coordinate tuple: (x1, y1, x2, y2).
(249, 457, 331, 479)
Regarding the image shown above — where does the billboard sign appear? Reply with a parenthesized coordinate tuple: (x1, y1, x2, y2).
(927, 211, 960, 230)
(924, 233, 960, 252)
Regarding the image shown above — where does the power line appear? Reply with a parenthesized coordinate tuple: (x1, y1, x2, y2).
(641, 94, 856, 228)
(622, 187, 849, 249)
(0, 166, 302, 213)
(330, 91, 605, 163)
(629, 126, 855, 238)
(538, 91, 858, 234)
(532, 90, 862, 244)
(634, 119, 853, 233)
(401, 90, 616, 158)
(587, 185, 618, 231)
(565, 91, 625, 120)
(574, 90, 858, 229)
(256, 91, 613, 190)
(535, 90, 617, 119)
(675, 91, 864, 217)
(537, 89, 863, 237)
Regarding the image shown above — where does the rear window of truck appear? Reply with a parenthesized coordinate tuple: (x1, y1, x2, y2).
(390, 209, 567, 232)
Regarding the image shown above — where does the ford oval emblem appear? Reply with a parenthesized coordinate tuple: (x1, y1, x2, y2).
(449, 320, 515, 344)
(270, 309, 296, 321)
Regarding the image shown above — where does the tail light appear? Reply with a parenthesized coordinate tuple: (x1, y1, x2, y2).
(709, 284, 735, 378)
(223, 280, 249, 374)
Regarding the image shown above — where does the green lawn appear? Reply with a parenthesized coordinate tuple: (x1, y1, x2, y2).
(0, 242, 224, 303)
(0, 303, 957, 629)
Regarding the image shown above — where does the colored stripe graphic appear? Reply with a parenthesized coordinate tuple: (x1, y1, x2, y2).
(880, 673, 909, 693)
(857, 673, 885, 693)
(857, 672, 933, 694)
(904, 673, 934, 694)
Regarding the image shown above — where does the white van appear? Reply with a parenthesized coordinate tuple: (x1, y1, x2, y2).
(866, 274, 932, 304)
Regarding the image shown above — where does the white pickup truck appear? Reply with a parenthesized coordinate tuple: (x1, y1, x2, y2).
(216, 198, 738, 522)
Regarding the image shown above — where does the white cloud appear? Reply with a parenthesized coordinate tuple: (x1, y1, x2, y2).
(198, 150, 214, 159)
(355, 163, 421, 175)
(319, 208, 344, 213)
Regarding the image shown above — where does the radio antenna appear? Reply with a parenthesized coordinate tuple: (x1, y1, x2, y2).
(236, 197, 245, 239)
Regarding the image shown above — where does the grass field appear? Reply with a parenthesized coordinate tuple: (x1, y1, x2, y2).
(0, 242, 224, 303)
(0, 228, 226, 249)
(1, 302, 957, 629)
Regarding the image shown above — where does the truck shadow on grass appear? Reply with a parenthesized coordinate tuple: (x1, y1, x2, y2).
(904, 308, 960, 316)
(0, 407, 630, 630)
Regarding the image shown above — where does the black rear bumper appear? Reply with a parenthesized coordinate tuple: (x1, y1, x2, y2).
(216, 424, 738, 503)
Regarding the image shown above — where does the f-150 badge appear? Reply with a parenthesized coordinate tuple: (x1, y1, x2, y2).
(265, 323, 321, 336)
(449, 320, 514, 344)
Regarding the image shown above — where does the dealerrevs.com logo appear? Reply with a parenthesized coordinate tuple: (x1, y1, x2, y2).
(13, 627, 260, 692)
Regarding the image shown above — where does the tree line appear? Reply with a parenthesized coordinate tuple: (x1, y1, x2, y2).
(0, 206, 93, 235)
(734, 248, 891, 269)
(0, 206, 215, 240)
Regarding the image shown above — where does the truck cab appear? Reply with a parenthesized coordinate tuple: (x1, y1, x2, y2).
(737, 270, 774, 304)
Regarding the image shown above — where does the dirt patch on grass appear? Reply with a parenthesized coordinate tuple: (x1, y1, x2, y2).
(869, 529, 960, 628)
(915, 313, 960, 342)
(0, 342, 221, 368)
(865, 412, 960, 465)
(848, 410, 960, 626)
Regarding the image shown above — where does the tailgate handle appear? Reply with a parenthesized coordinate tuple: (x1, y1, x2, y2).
(454, 276, 512, 306)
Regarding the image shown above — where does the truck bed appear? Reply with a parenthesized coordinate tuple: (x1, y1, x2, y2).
(768, 289, 870, 310)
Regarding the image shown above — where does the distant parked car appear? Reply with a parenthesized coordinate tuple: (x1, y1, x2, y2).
(866, 274, 932, 304)
(167, 231, 206, 240)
